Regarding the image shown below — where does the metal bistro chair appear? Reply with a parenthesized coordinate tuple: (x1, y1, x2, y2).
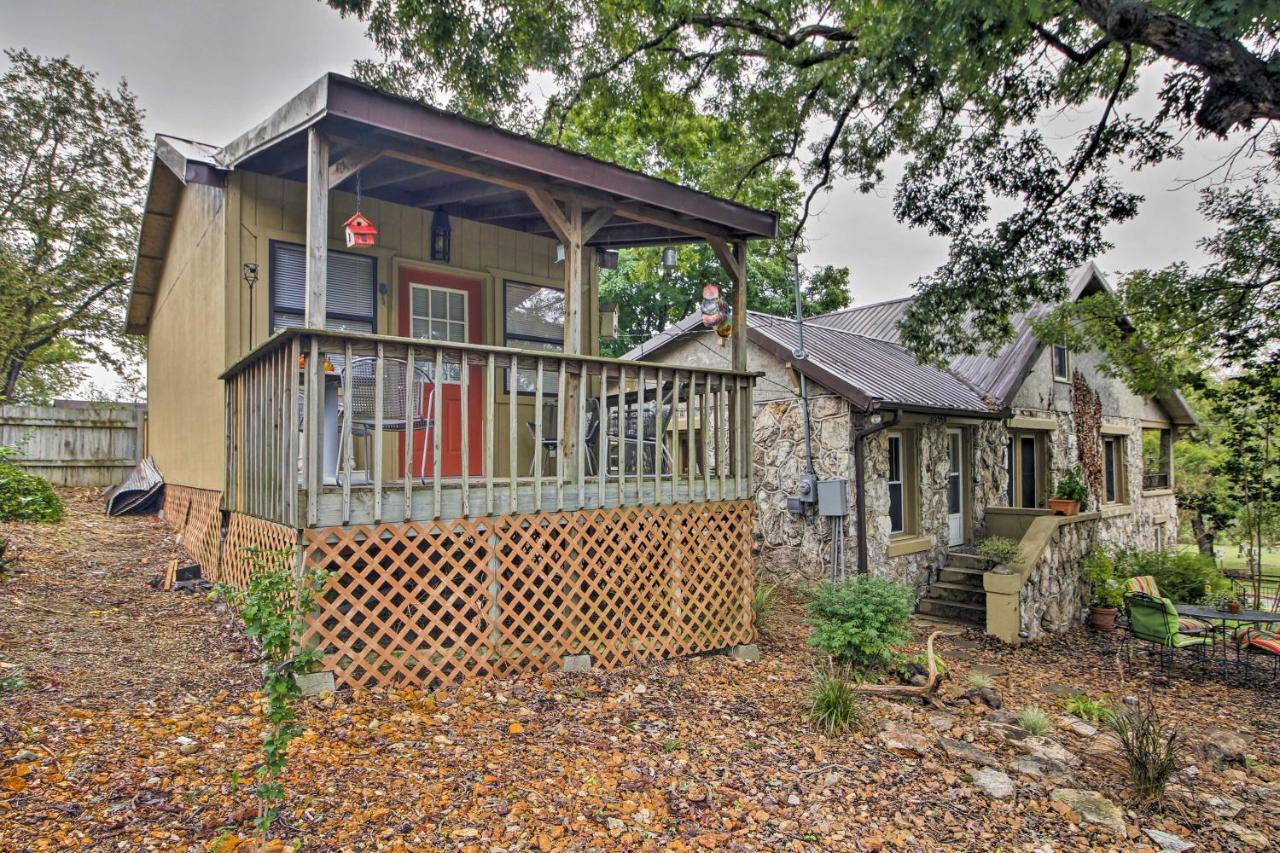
(338, 356, 435, 484)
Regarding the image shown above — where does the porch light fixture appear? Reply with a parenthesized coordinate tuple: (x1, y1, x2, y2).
(430, 207, 451, 262)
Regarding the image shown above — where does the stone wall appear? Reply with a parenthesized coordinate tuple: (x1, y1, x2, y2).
(1018, 515, 1100, 640)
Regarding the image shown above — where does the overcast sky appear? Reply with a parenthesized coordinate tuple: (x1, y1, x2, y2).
(3, 0, 1236, 309)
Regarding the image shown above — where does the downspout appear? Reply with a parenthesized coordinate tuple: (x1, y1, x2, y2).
(853, 408, 900, 573)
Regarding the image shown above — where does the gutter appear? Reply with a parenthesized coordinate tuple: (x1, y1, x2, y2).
(852, 407, 900, 573)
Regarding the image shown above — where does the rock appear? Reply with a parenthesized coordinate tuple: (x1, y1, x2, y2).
(13, 749, 38, 762)
(927, 712, 958, 732)
(1018, 736, 1079, 767)
(1043, 683, 1084, 696)
(988, 710, 1019, 726)
(1222, 823, 1269, 849)
(1200, 728, 1249, 764)
(971, 663, 1009, 677)
(1143, 828, 1194, 852)
(877, 721, 932, 757)
(175, 736, 201, 755)
(971, 767, 1016, 800)
(1048, 789, 1125, 834)
(940, 737, 999, 766)
(1201, 793, 1244, 819)
(909, 674, 929, 687)
(1059, 714, 1098, 738)
(1011, 755, 1074, 785)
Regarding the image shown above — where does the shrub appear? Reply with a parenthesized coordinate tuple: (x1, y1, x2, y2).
(1053, 467, 1089, 510)
(805, 576, 916, 671)
(0, 447, 63, 522)
(1064, 693, 1114, 724)
(1082, 549, 1125, 608)
(977, 536, 1020, 565)
(1111, 547, 1227, 603)
(751, 583, 777, 627)
(1104, 698, 1178, 802)
(1018, 705, 1050, 735)
(808, 668, 864, 736)
(0, 666, 26, 693)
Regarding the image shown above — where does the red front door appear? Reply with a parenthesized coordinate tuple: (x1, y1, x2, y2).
(397, 265, 484, 477)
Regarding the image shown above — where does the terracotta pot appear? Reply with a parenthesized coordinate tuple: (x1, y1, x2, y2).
(1229, 600, 1242, 614)
(1048, 498, 1080, 517)
(1089, 606, 1119, 631)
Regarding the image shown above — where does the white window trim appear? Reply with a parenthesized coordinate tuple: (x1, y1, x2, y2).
(409, 283, 468, 384)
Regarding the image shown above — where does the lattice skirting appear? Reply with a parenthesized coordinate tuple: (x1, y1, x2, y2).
(300, 501, 756, 690)
(162, 484, 223, 579)
(221, 513, 299, 589)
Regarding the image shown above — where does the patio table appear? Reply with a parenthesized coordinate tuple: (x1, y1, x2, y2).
(1175, 604, 1280, 682)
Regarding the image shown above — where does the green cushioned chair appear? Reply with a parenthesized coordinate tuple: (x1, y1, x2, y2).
(1125, 592, 1212, 677)
(1125, 576, 1213, 635)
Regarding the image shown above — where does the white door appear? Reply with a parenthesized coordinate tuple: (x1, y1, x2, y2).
(947, 429, 964, 546)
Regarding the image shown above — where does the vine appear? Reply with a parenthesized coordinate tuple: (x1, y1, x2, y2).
(216, 547, 329, 842)
(1071, 370, 1104, 503)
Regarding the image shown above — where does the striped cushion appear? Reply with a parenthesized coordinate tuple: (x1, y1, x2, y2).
(1246, 634, 1280, 656)
(1237, 625, 1280, 649)
(1126, 576, 1161, 597)
(1178, 616, 1213, 634)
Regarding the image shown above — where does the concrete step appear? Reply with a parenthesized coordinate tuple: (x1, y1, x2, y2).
(916, 597, 985, 624)
(928, 580, 986, 597)
(938, 566, 986, 586)
(944, 551, 991, 571)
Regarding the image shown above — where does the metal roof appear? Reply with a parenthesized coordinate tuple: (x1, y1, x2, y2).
(750, 319, 998, 415)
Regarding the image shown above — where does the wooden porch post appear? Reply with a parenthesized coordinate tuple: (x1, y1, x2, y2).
(710, 238, 752, 497)
(304, 128, 329, 329)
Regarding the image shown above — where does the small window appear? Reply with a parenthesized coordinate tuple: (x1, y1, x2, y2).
(1141, 427, 1172, 490)
(1005, 431, 1044, 508)
(504, 280, 563, 394)
(1052, 344, 1070, 381)
(887, 431, 916, 535)
(1103, 436, 1126, 504)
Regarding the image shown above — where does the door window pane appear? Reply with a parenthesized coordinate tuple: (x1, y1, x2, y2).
(409, 283, 467, 381)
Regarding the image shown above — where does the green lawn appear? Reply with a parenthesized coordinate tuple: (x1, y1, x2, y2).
(1177, 543, 1280, 604)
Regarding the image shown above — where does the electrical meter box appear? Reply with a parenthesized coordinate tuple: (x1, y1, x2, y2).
(816, 479, 849, 516)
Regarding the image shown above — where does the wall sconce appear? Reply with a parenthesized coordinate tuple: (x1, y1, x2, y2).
(430, 207, 451, 262)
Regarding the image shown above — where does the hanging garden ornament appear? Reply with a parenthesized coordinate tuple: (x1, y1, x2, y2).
(661, 245, 677, 270)
(700, 283, 732, 338)
(343, 170, 378, 248)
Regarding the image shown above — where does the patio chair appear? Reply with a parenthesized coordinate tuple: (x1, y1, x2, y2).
(1125, 575, 1213, 635)
(1234, 625, 1280, 683)
(338, 356, 435, 483)
(1123, 592, 1212, 675)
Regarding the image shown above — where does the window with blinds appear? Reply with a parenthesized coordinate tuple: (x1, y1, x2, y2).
(269, 241, 377, 333)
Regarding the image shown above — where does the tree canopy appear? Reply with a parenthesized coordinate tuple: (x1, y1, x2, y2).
(328, 0, 1278, 370)
(0, 50, 147, 402)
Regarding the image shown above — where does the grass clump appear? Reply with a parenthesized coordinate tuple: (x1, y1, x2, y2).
(1104, 698, 1178, 802)
(1018, 705, 1051, 735)
(808, 668, 864, 736)
(966, 672, 992, 691)
(0, 447, 63, 522)
(751, 583, 777, 630)
(805, 576, 916, 673)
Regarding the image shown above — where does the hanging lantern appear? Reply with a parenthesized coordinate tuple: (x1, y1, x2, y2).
(343, 211, 378, 248)
(661, 245, 677, 270)
(430, 207, 451, 262)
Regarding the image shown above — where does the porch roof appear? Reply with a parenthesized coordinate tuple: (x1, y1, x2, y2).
(217, 74, 777, 248)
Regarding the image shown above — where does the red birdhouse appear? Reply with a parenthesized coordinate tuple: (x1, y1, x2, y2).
(343, 211, 378, 248)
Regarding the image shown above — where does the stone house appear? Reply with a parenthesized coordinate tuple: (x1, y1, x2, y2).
(623, 263, 1197, 642)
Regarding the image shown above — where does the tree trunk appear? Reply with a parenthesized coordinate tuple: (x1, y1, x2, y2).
(1190, 511, 1215, 558)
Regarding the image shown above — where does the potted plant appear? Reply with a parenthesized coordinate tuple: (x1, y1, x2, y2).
(977, 536, 1021, 575)
(1049, 467, 1089, 516)
(1082, 548, 1123, 630)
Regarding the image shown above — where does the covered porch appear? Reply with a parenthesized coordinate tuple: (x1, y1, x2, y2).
(209, 74, 773, 689)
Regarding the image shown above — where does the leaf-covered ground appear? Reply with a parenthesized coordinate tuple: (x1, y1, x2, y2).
(2, 492, 1277, 850)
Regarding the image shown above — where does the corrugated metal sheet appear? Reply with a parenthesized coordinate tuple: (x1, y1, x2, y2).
(809, 298, 912, 343)
(751, 320, 997, 414)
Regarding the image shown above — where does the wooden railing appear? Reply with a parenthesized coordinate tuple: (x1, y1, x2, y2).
(222, 328, 755, 528)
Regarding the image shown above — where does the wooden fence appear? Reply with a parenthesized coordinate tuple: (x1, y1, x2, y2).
(0, 402, 145, 487)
